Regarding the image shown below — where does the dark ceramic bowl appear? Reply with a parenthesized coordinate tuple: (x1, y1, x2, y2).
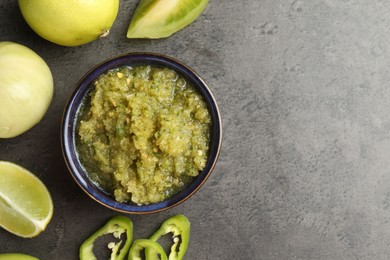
(61, 53, 222, 214)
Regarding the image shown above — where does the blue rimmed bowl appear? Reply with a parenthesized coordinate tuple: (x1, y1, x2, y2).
(61, 53, 222, 214)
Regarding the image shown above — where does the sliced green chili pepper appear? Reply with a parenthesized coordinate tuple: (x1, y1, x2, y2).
(145, 214, 190, 260)
(128, 239, 168, 260)
(80, 215, 133, 260)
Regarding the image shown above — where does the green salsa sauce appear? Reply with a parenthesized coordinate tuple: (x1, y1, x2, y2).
(76, 65, 211, 205)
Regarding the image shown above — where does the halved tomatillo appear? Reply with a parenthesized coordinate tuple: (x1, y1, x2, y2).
(127, 0, 208, 39)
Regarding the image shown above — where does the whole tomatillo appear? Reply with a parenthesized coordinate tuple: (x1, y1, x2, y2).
(18, 0, 119, 47)
(0, 42, 53, 138)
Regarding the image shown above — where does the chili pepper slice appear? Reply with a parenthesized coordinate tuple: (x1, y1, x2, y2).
(79, 215, 133, 260)
(145, 214, 190, 260)
(128, 239, 168, 260)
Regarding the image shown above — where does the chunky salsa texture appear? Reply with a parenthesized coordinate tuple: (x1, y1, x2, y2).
(76, 65, 211, 205)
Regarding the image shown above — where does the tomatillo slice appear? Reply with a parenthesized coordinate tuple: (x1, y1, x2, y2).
(127, 0, 208, 39)
(80, 216, 133, 260)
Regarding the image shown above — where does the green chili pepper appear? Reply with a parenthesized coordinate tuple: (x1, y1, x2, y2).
(145, 214, 190, 260)
(80, 215, 133, 260)
(128, 239, 168, 260)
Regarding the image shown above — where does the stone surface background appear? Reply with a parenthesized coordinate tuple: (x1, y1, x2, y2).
(2, 0, 390, 259)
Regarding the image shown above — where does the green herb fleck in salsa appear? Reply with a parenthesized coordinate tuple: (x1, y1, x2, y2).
(76, 65, 211, 205)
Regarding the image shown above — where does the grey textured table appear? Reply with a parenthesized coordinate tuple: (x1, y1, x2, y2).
(2, 0, 390, 259)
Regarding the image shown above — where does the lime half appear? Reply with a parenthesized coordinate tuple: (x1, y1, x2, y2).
(0, 161, 53, 238)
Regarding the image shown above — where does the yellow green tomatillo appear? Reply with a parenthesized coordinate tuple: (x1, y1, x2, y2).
(79, 216, 133, 260)
(0, 42, 53, 138)
(18, 0, 119, 46)
(127, 0, 209, 39)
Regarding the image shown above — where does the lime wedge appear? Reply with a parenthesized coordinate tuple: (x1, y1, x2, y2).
(0, 161, 53, 238)
(0, 253, 39, 260)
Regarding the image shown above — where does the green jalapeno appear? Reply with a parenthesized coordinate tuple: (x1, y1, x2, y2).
(145, 214, 190, 260)
(128, 239, 168, 260)
(80, 216, 133, 260)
